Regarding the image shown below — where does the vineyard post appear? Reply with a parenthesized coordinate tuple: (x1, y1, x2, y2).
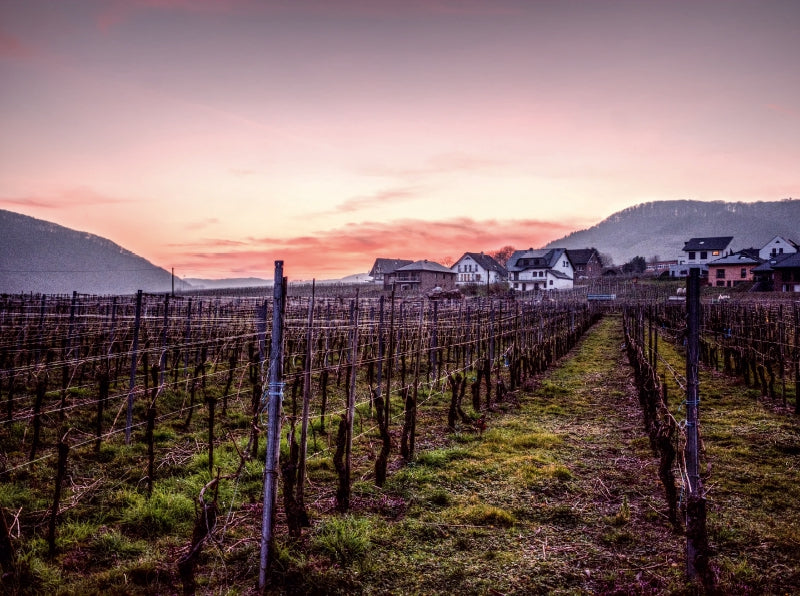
(343, 292, 360, 506)
(296, 280, 315, 511)
(184, 298, 192, 378)
(59, 290, 77, 420)
(106, 296, 117, 376)
(795, 303, 799, 415)
(125, 290, 142, 445)
(259, 261, 286, 591)
(47, 435, 69, 557)
(376, 293, 385, 421)
(685, 267, 709, 584)
(160, 294, 169, 388)
(779, 305, 785, 405)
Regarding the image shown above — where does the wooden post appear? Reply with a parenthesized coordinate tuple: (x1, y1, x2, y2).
(685, 268, 709, 585)
(126, 290, 143, 445)
(296, 281, 315, 513)
(259, 261, 286, 591)
(339, 292, 360, 511)
(48, 436, 70, 557)
(160, 294, 169, 389)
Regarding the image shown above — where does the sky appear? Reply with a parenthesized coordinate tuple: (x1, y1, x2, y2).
(1, 0, 799, 281)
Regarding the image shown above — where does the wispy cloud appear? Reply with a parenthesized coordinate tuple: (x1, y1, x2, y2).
(0, 30, 36, 60)
(168, 216, 585, 279)
(230, 168, 258, 177)
(96, 0, 252, 31)
(363, 152, 506, 179)
(767, 103, 799, 120)
(0, 188, 126, 209)
(183, 218, 220, 231)
(333, 187, 420, 214)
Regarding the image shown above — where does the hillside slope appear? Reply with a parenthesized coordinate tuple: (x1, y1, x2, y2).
(0, 209, 186, 295)
(545, 199, 800, 265)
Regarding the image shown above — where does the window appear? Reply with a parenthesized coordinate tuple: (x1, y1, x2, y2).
(740, 268, 747, 278)
(549, 280, 553, 286)
(712, 250, 720, 256)
(700, 251, 707, 260)
(688, 251, 696, 260)
(716, 281, 725, 287)
(716, 269, 725, 279)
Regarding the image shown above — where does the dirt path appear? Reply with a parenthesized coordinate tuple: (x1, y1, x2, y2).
(342, 315, 688, 595)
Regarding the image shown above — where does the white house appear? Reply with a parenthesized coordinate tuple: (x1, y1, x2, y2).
(758, 236, 799, 261)
(671, 236, 734, 277)
(506, 248, 574, 291)
(452, 252, 507, 286)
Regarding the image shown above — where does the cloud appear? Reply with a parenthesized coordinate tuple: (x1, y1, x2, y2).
(0, 188, 126, 209)
(96, 0, 252, 31)
(363, 152, 506, 179)
(183, 218, 220, 231)
(0, 31, 36, 60)
(230, 168, 258, 177)
(767, 103, 799, 120)
(168, 216, 586, 279)
(333, 187, 420, 214)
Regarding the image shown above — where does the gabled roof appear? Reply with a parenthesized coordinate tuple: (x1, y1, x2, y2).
(565, 249, 599, 267)
(752, 253, 795, 272)
(761, 235, 800, 250)
(369, 258, 413, 276)
(455, 252, 508, 275)
(683, 237, 734, 252)
(708, 251, 762, 266)
(549, 269, 573, 280)
(396, 260, 455, 274)
(770, 252, 800, 269)
(507, 248, 568, 272)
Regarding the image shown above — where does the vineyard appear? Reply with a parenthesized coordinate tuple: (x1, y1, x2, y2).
(0, 278, 799, 594)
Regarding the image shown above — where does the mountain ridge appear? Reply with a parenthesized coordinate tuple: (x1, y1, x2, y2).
(545, 199, 800, 265)
(2, 199, 798, 293)
(0, 209, 186, 295)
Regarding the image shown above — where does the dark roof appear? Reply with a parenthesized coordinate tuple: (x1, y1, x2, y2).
(455, 252, 508, 275)
(752, 252, 795, 272)
(507, 248, 568, 272)
(369, 258, 413, 276)
(770, 252, 800, 269)
(708, 251, 762, 266)
(683, 237, 734, 251)
(565, 249, 600, 267)
(396, 260, 456, 274)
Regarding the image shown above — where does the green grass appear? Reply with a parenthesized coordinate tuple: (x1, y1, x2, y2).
(2, 313, 798, 594)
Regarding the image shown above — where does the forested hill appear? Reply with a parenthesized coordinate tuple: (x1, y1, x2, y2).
(545, 199, 800, 265)
(0, 209, 187, 295)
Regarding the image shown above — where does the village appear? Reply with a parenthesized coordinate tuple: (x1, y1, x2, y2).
(368, 234, 800, 294)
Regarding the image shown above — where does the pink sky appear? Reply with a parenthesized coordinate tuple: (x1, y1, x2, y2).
(1, 0, 798, 280)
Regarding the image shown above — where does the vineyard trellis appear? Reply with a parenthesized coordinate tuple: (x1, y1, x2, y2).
(622, 281, 799, 593)
(0, 283, 600, 591)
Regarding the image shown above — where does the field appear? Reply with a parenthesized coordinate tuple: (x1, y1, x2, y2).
(0, 284, 798, 595)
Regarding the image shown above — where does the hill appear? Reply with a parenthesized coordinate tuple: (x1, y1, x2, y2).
(545, 199, 800, 265)
(0, 209, 188, 295)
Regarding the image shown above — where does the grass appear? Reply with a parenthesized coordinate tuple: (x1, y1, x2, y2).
(1, 313, 798, 594)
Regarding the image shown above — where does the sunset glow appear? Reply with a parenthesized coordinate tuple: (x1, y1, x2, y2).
(1, 0, 798, 280)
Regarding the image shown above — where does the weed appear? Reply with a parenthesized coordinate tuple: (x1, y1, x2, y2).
(312, 515, 372, 569)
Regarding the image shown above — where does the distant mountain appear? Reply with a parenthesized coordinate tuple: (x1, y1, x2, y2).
(0, 209, 189, 295)
(545, 199, 800, 265)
